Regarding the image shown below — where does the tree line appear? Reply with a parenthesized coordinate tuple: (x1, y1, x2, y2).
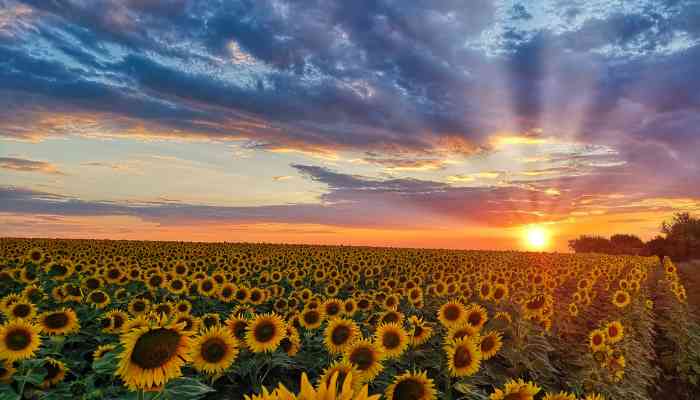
(568, 212, 700, 261)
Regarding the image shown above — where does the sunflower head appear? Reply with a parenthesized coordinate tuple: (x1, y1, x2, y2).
(445, 336, 481, 377)
(385, 370, 437, 400)
(116, 315, 192, 390)
(40, 358, 68, 388)
(324, 318, 360, 354)
(0, 320, 42, 361)
(375, 323, 409, 359)
(245, 313, 286, 353)
(343, 339, 384, 383)
(191, 326, 239, 374)
(39, 309, 80, 335)
(438, 301, 467, 328)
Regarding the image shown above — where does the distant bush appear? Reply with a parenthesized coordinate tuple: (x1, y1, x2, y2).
(570, 212, 700, 261)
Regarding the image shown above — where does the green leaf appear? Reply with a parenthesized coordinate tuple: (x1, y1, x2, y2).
(13, 367, 47, 386)
(0, 384, 19, 400)
(92, 349, 119, 375)
(162, 377, 215, 400)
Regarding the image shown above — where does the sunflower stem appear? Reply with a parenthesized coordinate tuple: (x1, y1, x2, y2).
(137, 389, 145, 400)
(17, 366, 32, 399)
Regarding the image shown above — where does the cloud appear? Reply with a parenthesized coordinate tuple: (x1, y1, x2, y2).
(0, 157, 65, 175)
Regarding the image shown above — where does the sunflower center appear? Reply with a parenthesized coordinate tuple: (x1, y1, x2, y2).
(593, 335, 603, 345)
(393, 378, 425, 400)
(414, 326, 424, 337)
(133, 301, 146, 312)
(31, 251, 41, 261)
(172, 280, 184, 290)
(616, 294, 627, 303)
(202, 281, 213, 291)
(250, 291, 261, 301)
(481, 337, 495, 353)
(91, 291, 106, 303)
(444, 305, 461, 321)
(303, 311, 320, 325)
(467, 312, 482, 326)
(232, 322, 247, 339)
(44, 361, 61, 380)
(349, 347, 375, 370)
(201, 338, 227, 363)
(235, 290, 247, 301)
(254, 322, 276, 343)
(453, 345, 472, 368)
(503, 393, 527, 400)
(13, 304, 31, 318)
(149, 275, 163, 287)
(43, 312, 68, 329)
(5, 328, 31, 350)
(326, 304, 340, 315)
(113, 315, 125, 330)
(222, 288, 233, 298)
(331, 325, 351, 345)
(108, 269, 120, 279)
(383, 331, 401, 349)
(130, 328, 182, 369)
(280, 337, 292, 352)
(383, 313, 399, 324)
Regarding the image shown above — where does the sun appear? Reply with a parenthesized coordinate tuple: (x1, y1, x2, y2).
(524, 226, 549, 250)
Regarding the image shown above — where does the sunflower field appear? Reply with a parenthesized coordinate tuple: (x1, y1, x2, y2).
(0, 238, 698, 400)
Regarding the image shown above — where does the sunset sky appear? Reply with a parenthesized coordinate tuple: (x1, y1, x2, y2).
(1, 0, 699, 251)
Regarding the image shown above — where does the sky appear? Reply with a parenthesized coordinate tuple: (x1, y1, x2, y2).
(1, 0, 699, 251)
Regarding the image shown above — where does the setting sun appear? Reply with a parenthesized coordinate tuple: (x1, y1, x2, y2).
(524, 226, 550, 250)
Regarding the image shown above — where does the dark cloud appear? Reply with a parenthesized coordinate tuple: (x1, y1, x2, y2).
(0, 0, 698, 223)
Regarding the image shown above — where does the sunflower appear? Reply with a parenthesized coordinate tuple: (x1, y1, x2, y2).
(343, 298, 358, 316)
(323, 299, 344, 318)
(319, 360, 362, 393)
(172, 312, 200, 333)
(300, 307, 325, 330)
(605, 321, 624, 344)
(116, 315, 193, 391)
(175, 300, 192, 314)
(464, 304, 488, 331)
(167, 277, 188, 295)
(380, 310, 403, 325)
(26, 247, 44, 264)
(190, 326, 239, 374)
(445, 336, 481, 377)
(479, 330, 503, 360)
(408, 317, 433, 347)
(197, 278, 218, 297)
(0, 359, 16, 384)
(492, 284, 509, 302)
(447, 323, 478, 343)
(234, 286, 250, 303)
(5, 300, 36, 320)
(375, 323, 409, 359)
(93, 344, 117, 360)
(226, 316, 249, 343)
(583, 394, 605, 400)
(343, 339, 384, 383)
(104, 310, 129, 333)
(245, 372, 379, 400)
(489, 379, 541, 400)
(246, 313, 286, 353)
(324, 318, 360, 354)
(612, 290, 631, 308)
(385, 370, 436, 400)
(146, 272, 166, 291)
(0, 320, 42, 361)
(87, 289, 111, 309)
(219, 283, 237, 303)
(543, 392, 577, 400)
(201, 313, 221, 330)
(280, 326, 301, 357)
(153, 302, 174, 317)
(438, 300, 467, 328)
(589, 329, 607, 352)
(40, 358, 67, 388)
(128, 298, 151, 316)
(38, 308, 80, 335)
